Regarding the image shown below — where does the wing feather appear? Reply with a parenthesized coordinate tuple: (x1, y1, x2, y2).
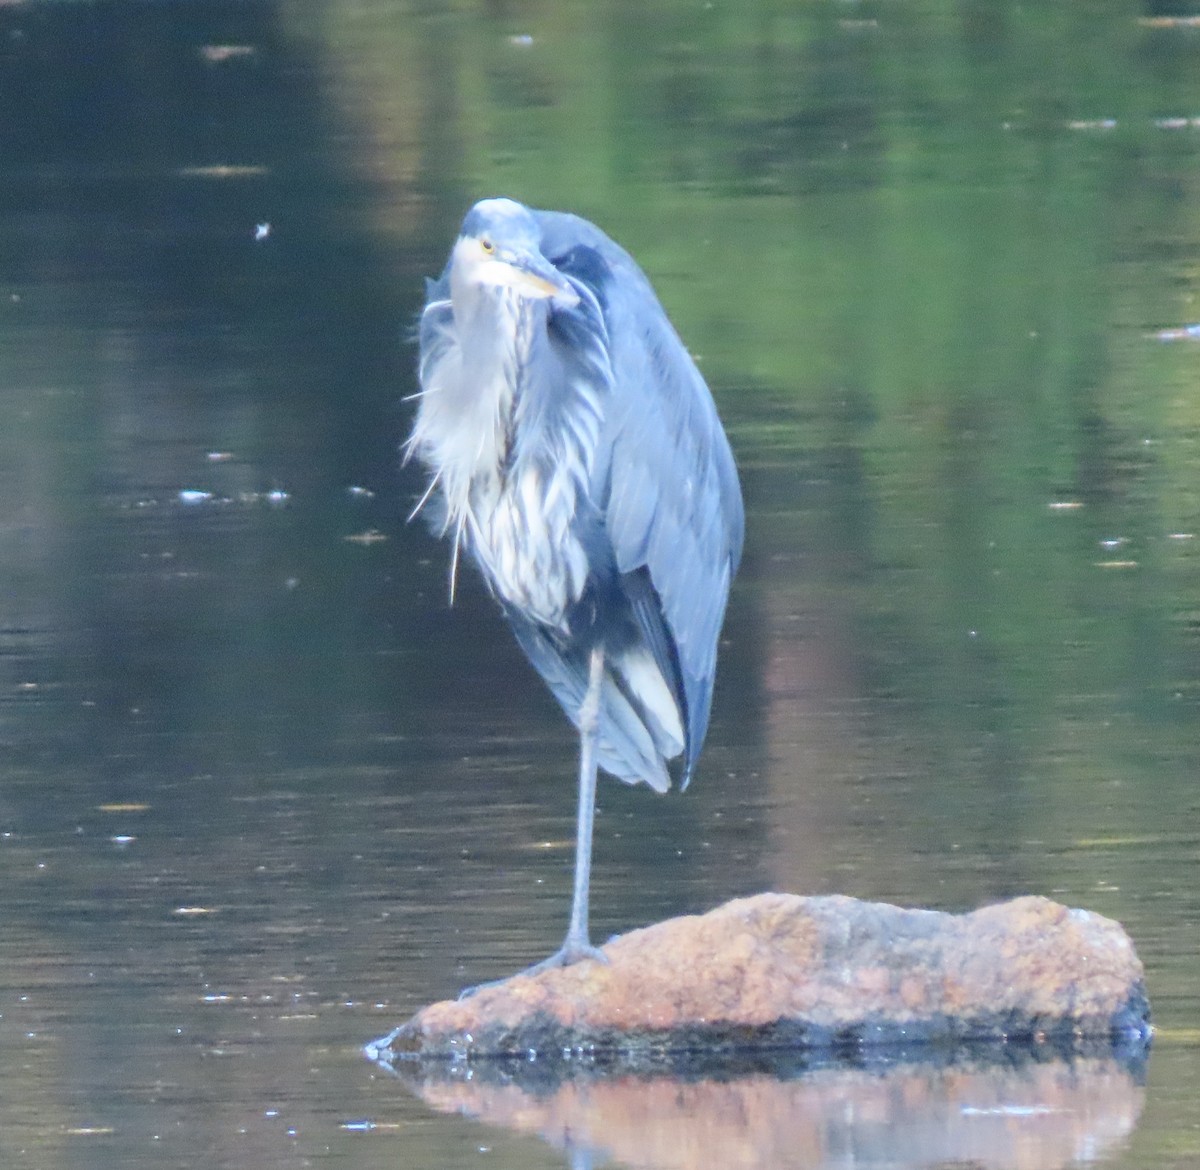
(537, 211, 744, 786)
(504, 607, 671, 793)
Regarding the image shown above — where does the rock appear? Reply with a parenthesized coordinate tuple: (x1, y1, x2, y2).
(366, 893, 1150, 1063)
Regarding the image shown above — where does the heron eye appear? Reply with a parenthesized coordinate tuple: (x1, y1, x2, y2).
(480, 238, 495, 255)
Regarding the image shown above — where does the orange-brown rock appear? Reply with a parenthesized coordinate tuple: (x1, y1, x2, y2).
(366, 893, 1150, 1062)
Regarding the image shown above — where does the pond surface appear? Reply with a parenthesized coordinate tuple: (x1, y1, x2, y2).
(1, 1, 1199, 1168)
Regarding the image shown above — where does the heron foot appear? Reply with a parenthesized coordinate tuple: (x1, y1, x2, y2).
(457, 939, 609, 1000)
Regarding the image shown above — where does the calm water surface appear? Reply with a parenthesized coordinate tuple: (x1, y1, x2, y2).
(1, 2, 1199, 1168)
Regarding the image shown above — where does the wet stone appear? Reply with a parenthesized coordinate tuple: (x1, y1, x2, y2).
(367, 893, 1150, 1064)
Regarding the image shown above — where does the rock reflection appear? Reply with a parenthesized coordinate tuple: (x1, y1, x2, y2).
(397, 1055, 1143, 1170)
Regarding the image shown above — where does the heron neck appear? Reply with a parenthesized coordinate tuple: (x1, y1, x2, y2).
(456, 287, 540, 449)
(455, 283, 536, 365)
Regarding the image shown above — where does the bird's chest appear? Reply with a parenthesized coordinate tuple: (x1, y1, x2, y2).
(416, 292, 600, 632)
(468, 459, 590, 633)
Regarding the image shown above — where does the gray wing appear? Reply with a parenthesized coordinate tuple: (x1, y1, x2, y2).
(537, 211, 745, 786)
(502, 606, 674, 793)
(415, 246, 680, 791)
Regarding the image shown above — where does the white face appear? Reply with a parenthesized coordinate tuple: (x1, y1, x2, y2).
(452, 236, 555, 296)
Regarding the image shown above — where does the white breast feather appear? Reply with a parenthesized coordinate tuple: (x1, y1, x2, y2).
(409, 288, 603, 631)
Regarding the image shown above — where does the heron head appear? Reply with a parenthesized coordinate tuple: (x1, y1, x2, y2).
(450, 198, 579, 309)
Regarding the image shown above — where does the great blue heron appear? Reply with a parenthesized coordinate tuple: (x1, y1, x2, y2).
(407, 197, 743, 983)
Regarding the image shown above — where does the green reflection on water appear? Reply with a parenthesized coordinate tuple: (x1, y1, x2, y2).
(297, 0, 1200, 911)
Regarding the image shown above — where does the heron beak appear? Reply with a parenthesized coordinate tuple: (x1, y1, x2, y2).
(498, 252, 579, 308)
(509, 268, 564, 298)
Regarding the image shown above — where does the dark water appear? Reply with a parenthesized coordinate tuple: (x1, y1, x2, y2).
(2, 2, 1199, 1167)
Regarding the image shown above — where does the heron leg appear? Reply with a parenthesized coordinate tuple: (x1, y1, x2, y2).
(563, 643, 607, 958)
(457, 645, 608, 999)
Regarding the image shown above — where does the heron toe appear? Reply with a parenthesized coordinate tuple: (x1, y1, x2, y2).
(456, 938, 609, 1000)
(523, 938, 611, 977)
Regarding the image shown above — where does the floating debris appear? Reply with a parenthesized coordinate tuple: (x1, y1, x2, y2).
(1073, 834, 1163, 848)
(98, 803, 150, 813)
(110, 835, 136, 847)
(206, 451, 234, 463)
(198, 44, 258, 64)
(1152, 324, 1200, 342)
(1047, 500, 1084, 511)
(347, 485, 375, 500)
(173, 906, 216, 917)
(254, 222, 271, 242)
(523, 838, 572, 852)
(1138, 15, 1200, 28)
(1067, 114, 1200, 135)
(960, 1105, 1061, 1117)
(177, 165, 270, 179)
(507, 33, 535, 47)
(344, 529, 389, 546)
(173, 488, 295, 508)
